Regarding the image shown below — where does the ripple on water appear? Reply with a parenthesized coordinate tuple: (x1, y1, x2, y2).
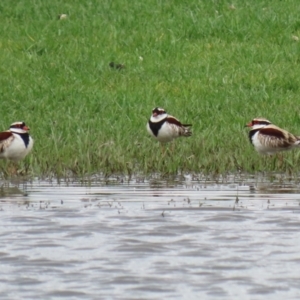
(0, 175, 300, 299)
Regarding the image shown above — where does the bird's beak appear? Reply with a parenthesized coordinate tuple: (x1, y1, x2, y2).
(245, 122, 252, 127)
(153, 112, 158, 117)
(23, 126, 30, 131)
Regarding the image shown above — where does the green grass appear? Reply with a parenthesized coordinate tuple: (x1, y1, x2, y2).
(1, 0, 300, 178)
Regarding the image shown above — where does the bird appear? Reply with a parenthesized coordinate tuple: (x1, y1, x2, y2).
(0, 121, 34, 161)
(147, 107, 192, 143)
(57, 14, 67, 20)
(109, 62, 125, 70)
(246, 117, 300, 155)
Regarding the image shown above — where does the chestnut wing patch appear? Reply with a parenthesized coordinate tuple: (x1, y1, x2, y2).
(167, 117, 192, 127)
(0, 131, 12, 142)
(0, 131, 13, 153)
(167, 116, 183, 127)
(259, 127, 296, 147)
(259, 128, 285, 139)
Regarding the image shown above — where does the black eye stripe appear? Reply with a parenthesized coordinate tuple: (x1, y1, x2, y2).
(152, 108, 166, 115)
(253, 120, 270, 125)
(10, 123, 26, 129)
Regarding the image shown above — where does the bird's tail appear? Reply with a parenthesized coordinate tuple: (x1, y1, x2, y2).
(295, 136, 300, 145)
(182, 124, 192, 137)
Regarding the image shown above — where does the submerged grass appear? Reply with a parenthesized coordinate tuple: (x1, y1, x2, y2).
(1, 0, 300, 178)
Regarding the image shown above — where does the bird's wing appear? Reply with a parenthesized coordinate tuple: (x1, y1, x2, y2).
(166, 116, 183, 126)
(167, 116, 192, 127)
(259, 126, 297, 147)
(0, 131, 14, 153)
(167, 116, 192, 137)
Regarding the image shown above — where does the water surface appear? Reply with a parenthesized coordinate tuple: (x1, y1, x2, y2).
(0, 174, 300, 299)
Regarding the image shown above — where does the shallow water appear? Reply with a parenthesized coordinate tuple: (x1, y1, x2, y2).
(1, 174, 300, 299)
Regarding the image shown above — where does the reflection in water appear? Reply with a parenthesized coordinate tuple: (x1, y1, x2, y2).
(0, 174, 300, 299)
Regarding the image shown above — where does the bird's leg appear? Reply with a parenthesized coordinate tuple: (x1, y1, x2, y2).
(160, 143, 166, 156)
(277, 153, 284, 168)
(7, 162, 18, 176)
(171, 141, 175, 153)
(267, 154, 275, 169)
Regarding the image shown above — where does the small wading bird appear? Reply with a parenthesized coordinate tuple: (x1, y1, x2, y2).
(109, 62, 125, 70)
(147, 107, 192, 145)
(0, 122, 34, 161)
(246, 117, 300, 155)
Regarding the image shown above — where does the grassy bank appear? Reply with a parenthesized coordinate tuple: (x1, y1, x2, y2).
(1, 0, 300, 178)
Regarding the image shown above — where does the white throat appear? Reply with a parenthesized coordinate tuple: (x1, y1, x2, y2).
(150, 113, 168, 123)
(10, 128, 28, 134)
(251, 124, 268, 130)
